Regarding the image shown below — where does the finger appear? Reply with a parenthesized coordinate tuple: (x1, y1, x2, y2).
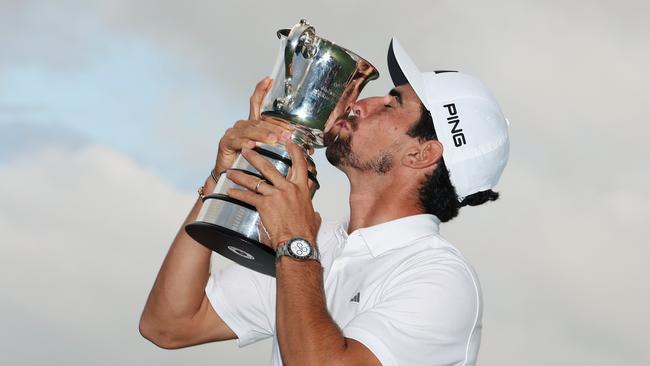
(248, 77, 273, 120)
(238, 119, 293, 146)
(227, 137, 259, 152)
(228, 188, 263, 208)
(258, 117, 294, 142)
(241, 148, 286, 187)
(238, 123, 281, 145)
(224, 121, 284, 150)
(256, 118, 293, 135)
(226, 170, 274, 195)
(286, 142, 308, 186)
(259, 115, 288, 129)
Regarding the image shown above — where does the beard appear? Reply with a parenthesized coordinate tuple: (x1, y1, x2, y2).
(324, 130, 394, 175)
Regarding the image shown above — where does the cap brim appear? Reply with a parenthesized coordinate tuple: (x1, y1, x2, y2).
(387, 38, 430, 110)
(387, 39, 409, 86)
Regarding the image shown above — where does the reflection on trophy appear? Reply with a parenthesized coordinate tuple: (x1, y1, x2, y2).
(185, 19, 379, 276)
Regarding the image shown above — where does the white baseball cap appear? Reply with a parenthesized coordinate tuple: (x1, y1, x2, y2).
(387, 38, 510, 200)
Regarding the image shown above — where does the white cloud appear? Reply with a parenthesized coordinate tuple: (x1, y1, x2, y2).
(0, 146, 271, 365)
(0, 122, 87, 163)
(444, 163, 650, 365)
(2, 146, 647, 366)
(1, 0, 649, 364)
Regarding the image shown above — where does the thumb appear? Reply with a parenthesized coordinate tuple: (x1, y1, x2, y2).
(248, 77, 273, 120)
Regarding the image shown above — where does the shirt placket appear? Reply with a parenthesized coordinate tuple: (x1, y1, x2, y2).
(324, 225, 349, 311)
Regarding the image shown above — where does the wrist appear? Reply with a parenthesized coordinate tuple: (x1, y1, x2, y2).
(214, 162, 228, 177)
(274, 235, 317, 250)
(275, 237, 320, 263)
(276, 255, 322, 268)
(198, 168, 220, 200)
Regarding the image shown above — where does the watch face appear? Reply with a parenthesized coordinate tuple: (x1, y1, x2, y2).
(289, 239, 312, 259)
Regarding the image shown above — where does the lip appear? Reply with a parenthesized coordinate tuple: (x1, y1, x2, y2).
(334, 118, 350, 130)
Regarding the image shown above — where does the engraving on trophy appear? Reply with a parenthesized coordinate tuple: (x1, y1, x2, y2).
(229, 207, 246, 231)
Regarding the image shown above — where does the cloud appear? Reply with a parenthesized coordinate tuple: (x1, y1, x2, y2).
(0, 1, 108, 73)
(1, 146, 646, 366)
(0, 121, 88, 163)
(0, 146, 272, 365)
(0, 1, 239, 190)
(444, 162, 650, 365)
(5, 0, 647, 192)
(1, 0, 649, 365)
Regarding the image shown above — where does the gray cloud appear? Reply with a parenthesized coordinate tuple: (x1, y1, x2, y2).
(0, 146, 272, 365)
(0, 0, 649, 365)
(0, 121, 88, 163)
(444, 162, 650, 365)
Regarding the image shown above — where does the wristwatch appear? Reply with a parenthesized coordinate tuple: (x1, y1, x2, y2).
(276, 237, 320, 262)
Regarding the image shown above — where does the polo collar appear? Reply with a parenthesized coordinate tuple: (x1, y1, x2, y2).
(338, 214, 441, 257)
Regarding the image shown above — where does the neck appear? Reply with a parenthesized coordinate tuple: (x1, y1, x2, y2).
(345, 170, 423, 234)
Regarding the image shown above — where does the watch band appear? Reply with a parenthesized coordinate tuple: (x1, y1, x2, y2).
(276, 237, 320, 262)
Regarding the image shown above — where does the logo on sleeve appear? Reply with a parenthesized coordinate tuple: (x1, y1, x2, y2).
(444, 103, 467, 147)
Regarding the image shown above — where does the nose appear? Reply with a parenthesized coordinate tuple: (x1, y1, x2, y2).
(347, 97, 383, 118)
(344, 103, 361, 119)
(349, 96, 387, 119)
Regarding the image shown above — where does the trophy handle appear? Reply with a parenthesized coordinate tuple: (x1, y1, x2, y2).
(274, 19, 317, 111)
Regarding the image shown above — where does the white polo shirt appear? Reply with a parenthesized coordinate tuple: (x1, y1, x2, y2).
(205, 214, 483, 365)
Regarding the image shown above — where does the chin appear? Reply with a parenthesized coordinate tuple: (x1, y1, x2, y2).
(324, 134, 351, 167)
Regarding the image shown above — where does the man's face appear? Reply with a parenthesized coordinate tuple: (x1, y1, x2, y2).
(324, 84, 422, 175)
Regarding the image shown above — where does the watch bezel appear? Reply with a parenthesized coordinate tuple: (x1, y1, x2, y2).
(276, 237, 319, 262)
(287, 238, 313, 259)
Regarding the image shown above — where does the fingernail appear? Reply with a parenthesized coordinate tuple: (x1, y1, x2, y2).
(281, 131, 292, 141)
(268, 132, 278, 142)
(247, 140, 256, 148)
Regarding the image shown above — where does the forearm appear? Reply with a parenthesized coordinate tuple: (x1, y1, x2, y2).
(140, 175, 215, 327)
(276, 256, 348, 365)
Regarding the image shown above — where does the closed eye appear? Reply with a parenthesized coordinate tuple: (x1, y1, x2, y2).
(389, 88, 403, 106)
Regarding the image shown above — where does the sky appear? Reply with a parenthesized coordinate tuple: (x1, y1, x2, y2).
(1, 0, 649, 365)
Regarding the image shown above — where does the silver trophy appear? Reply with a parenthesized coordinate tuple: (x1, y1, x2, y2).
(185, 19, 379, 276)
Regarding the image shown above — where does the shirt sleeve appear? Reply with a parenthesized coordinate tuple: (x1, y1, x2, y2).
(205, 257, 276, 347)
(342, 257, 482, 366)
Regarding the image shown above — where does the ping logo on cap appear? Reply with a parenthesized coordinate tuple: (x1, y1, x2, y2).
(444, 103, 466, 147)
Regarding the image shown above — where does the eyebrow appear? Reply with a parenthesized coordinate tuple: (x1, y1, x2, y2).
(389, 88, 403, 106)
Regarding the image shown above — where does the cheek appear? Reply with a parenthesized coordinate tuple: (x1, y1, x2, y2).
(350, 127, 398, 157)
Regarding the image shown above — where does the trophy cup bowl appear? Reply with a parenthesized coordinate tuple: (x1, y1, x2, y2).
(185, 19, 379, 276)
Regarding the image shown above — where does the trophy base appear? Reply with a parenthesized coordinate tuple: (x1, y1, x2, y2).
(185, 221, 277, 277)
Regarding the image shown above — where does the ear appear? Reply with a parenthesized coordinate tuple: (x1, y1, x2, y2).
(401, 140, 443, 169)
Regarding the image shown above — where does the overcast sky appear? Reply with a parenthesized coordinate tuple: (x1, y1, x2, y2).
(1, 0, 649, 365)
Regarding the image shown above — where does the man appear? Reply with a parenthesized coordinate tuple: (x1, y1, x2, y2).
(139, 38, 509, 365)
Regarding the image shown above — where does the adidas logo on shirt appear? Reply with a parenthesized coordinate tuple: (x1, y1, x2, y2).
(349, 292, 360, 303)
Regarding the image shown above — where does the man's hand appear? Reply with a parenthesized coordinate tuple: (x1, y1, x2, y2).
(227, 144, 382, 365)
(140, 77, 289, 349)
(215, 77, 292, 174)
(225, 142, 321, 248)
